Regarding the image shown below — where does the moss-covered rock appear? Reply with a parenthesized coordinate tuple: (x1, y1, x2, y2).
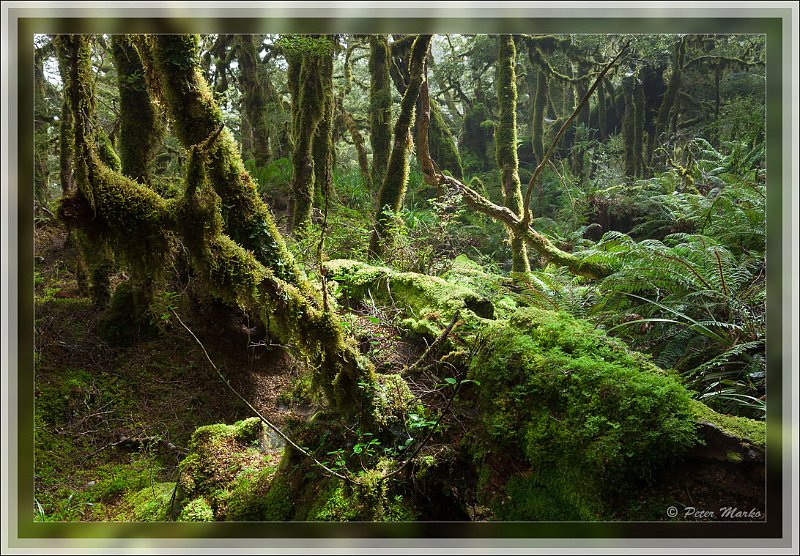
(468, 306, 699, 519)
(175, 418, 282, 520)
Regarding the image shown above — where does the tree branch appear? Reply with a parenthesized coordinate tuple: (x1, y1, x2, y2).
(521, 41, 629, 228)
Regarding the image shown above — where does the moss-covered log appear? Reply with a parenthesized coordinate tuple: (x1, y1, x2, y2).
(325, 258, 494, 338)
(495, 35, 530, 273)
(152, 35, 313, 296)
(235, 35, 271, 167)
(470, 307, 698, 519)
(369, 35, 393, 189)
(111, 35, 161, 184)
(368, 35, 432, 259)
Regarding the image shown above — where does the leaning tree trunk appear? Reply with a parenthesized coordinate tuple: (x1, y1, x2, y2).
(339, 108, 371, 191)
(495, 35, 530, 273)
(368, 34, 432, 259)
(369, 35, 393, 189)
(59, 33, 378, 426)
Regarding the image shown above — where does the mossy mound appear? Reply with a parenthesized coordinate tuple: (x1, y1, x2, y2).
(175, 418, 283, 521)
(325, 259, 494, 338)
(468, 307, 699, 520)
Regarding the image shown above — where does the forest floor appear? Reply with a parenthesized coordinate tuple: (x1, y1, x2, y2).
(32, 222, 766, 523)
(32, 222, 434, 521)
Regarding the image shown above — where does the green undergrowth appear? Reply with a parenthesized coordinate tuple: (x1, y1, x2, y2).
(689, 399, 766, 448)
(173, 418, 283, 521)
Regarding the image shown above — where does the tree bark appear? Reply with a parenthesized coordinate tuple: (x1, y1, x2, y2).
(495, 35, 530, 273)
(369, 35, 393, 189)
(368, 35, 432, 259)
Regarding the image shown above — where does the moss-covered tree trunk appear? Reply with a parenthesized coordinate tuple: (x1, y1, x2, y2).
(110, 35, 161, 185)
(621, 74, 637, 179)
(426, 99, 463, 180)
(597, 75, 607, 140)
(369, 35, 393, 189)
(34, 46, 51, 206)
(368, 34, 432, 259)
(339, 108, 371, 191)
(647, 36, 686, 168)
(495, 35, 530, 273)
(54, 35, 116, 306)
(151, 35, 313, 297)
(60, 33, 378, 425)
(633, 78, 646, 177)
(235, 35, 271, 167)
(311, 44, 335, 212)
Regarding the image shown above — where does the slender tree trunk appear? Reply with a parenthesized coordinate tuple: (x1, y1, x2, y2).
(340, 108, 371, 191)
(648, 36, 686, 167)
(368, 35, 432, 259)
(622, 75, 637, 179)
(495, 35, 530, 273)
(633, 79, 646, 177)
(369, 35, 393, 189)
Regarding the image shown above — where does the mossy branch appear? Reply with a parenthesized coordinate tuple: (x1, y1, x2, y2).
(521, 41, 629, 228)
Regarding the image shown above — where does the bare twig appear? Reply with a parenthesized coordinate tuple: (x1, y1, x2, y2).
(521, 41, 630, 227)
(171, 309, 357, 485)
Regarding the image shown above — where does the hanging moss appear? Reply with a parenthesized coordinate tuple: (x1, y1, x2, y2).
(111, 35, 161, 184)
(495, 35, 530, 273)
(648, 36, 686, 167)
(152, 35, 313, 297)
(369, 34, 393, 189)
(368, 35, 432, 259)
(235, 35, 271, 167)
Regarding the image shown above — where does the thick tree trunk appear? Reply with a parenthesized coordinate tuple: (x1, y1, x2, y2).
(60, 33, 377, 425)
(368, 35, 432, 259)
(312, 45, 335, 213)
(236, 35, 271, 167)
(369, 35, 393, 189)
(495, 35, 530, 273)
(151, 35, 314, 297)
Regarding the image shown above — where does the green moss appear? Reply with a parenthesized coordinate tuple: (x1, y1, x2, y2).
(96, 280, 159, 346)
(372, 373, 422, 430)
(178, 497, 215, 521)
(470, 307, 698, 519)
(325, 259, 495, 336)
(495, 35, 530, 273)
(236, 35, 271, 167)
(369, 35, 432, 258)
(369, 35, 393, 187)
(124, 482, 175, 521)
(461, 103, 494, 174)
(495, 467, 604, 521)
(689, 400, 766, 448)
(176, 418, 280, 519)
